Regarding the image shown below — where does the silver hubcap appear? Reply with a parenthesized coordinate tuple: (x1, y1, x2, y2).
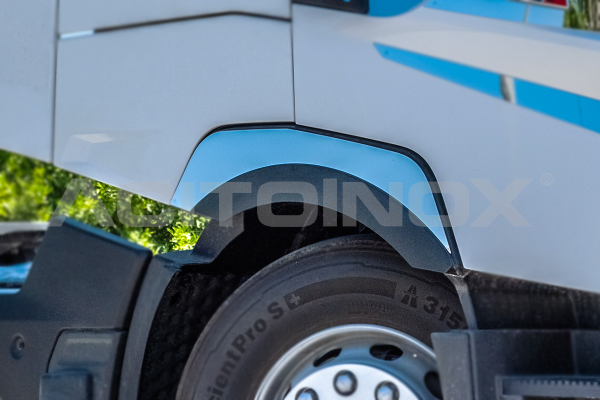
(255, 324, 439, 400)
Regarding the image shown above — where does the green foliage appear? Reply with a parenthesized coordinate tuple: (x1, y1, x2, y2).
(168, 221, 204, 251)
(565, 0, 588, 29)
(0, 149, 207, 254)
(565, 0, 599, 30)
(0, 150, 73, 221)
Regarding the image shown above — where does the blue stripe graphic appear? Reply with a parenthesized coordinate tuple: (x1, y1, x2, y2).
(526, 5, 565, 27)
(369, 0, 425, 16)
(425, 0, 565, 27)
(425, 0, 527, 22)
(580, 96, 600, 133)
(375, 43, 600, 134)
(375, 43, 504, 98)
(514, 79, 581, 125)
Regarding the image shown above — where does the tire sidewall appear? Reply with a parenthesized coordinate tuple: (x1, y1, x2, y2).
(177, 236, 463, 400)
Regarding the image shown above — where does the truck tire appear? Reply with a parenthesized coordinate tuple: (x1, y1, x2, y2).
(176, 234, 464, 400)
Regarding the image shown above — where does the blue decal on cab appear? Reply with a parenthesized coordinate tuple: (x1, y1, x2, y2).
(580, 96, 600, 133)
(369, 0, 425, 16)
(514, 79, 581, 125)
(526, 5, 565, 26)
(375, 43, 600, 134)
(375, 44, 504, 98)
(425, 0, 565, 27)
(425, 0, 527, 22)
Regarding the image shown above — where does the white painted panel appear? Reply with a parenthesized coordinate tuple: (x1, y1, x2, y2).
(293, 5, 600, 293)
(59, 0, 290, 34)
(0, 0, 56, 162)
(55, 15, 294, 203)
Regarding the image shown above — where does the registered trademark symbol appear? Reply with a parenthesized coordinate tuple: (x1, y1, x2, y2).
(541, 173, 554, 186)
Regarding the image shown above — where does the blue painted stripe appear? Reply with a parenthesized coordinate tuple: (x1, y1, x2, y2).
(515, 80, 600, 133)
(526, 5, 565, 27)
(171, 128, 449, 248)
(580, 95, 600, 133)
(375, 43, 600, 135)
(369, 0, 425, 16)
(425, 0, 527, 22)
(425, 0, 566, 27)
(515, 79, 582, 125)
(375, 43, 504, 98)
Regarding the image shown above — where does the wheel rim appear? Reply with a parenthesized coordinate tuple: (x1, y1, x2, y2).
(255, 324, 440, 400)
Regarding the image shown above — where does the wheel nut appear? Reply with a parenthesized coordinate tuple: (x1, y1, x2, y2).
(296, 388, 318, 400)
(375, 382, 399, 400)
(334, 370, 357, 396)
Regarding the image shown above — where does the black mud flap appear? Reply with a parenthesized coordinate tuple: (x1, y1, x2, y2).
(0, 218, 151, 400)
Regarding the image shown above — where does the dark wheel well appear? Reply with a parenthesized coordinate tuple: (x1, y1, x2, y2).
(204, 203, 373, 274)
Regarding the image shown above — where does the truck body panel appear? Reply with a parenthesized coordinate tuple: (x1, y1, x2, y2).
(292, 5, 600, 292)
(54, 15, 294, 204)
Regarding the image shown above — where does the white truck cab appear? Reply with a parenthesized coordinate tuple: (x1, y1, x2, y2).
(1, 0, 600, 399)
